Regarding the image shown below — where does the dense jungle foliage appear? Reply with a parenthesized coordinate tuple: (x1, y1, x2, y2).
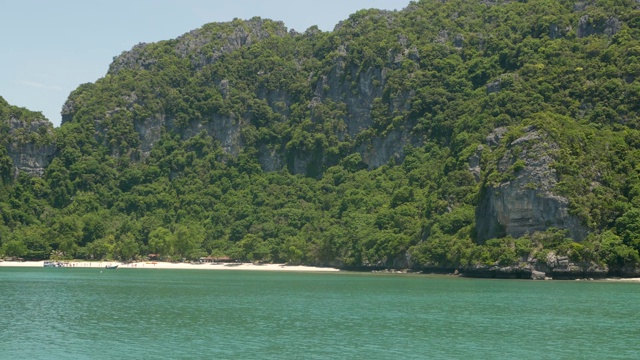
(3, 0, 640, 272)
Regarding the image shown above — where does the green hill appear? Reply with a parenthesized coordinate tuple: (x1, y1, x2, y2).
(3, 0, 640, 278)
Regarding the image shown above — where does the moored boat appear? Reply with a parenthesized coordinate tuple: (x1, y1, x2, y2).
(43, 261, 63, 268)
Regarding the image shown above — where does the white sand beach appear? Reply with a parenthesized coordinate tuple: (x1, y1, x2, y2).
(603, 277, 640, 282)
(0, 260, 340, 272)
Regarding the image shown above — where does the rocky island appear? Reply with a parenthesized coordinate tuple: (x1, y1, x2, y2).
(3, 0, 640, 279)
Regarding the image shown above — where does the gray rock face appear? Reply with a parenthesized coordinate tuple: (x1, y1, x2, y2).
(540, 253, 608, 279)
(573, 2, 589, 12)
(455, 257, 609, 280)
(133, 113, 243, 160)
(576, 15, 621, 38)
(5, 117, 56, 177)
(549, 23, 572, 39)
(486, 80, 502, 94)
(468, 145, 483, 183)
(133, 114, 165, 159)
(182, 115, 243, 156)
(485, 127, 508, 147)
(109, 18, 289, 74)
(306, 49, 417, 170)
(314, 64, 385, 137)
(476, 127, 587, 242)
(531, 270, 546, 280)
(257, 144, 283, 172)
(357, 128, 419, 169)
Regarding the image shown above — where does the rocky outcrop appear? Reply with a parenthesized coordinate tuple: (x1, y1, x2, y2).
(133, 113, 243, 160)
(455, 257, 608, 280)
(313, 63, 386, 137)
(537, 253, 607, 279)
(109, 17, 289, 74)
(5, 117, 56, 177)
(357, 128, 420, 169)
(468, 145, 483, 183)
(486, 73, 517, 95)
(531, 270, 546, 280)
(476, 126, 588, 242)
(460, 264, 534, 279)
(257, 144, 283, 172)
(451, 252, 607, 280)
(576, 15, 621, 38)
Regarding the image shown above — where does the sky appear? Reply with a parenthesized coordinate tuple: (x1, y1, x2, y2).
(0, 0, 410, 127)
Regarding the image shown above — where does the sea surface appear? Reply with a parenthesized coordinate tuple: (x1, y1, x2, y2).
(1, 268, 639, 359)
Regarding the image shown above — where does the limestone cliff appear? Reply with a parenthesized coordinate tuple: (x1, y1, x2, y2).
(6, 118, 56, 177)
(62, 15, 420, 174)
(0, 97, 56, 178)
(476, 126, 587, 242)
(108, 17, 291, 74)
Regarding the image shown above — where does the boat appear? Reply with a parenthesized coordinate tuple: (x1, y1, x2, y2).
(43, 261, 63, 268)
(105, 264, 118, 269)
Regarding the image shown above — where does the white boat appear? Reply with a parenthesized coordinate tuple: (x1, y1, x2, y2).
(43, 261, 63, 268)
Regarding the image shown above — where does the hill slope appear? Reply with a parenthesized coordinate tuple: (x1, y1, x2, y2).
(3, 0, 640, 277)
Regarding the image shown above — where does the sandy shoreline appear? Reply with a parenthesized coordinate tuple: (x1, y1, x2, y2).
(0, 260, 340, 272)
(3, 261, 640, 279)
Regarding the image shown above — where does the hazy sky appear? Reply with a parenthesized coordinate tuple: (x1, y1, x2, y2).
(0, 0, 410, 127)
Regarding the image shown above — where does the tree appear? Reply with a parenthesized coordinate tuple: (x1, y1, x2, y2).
(2, 240, 28, 258)
(148, 227, 175, 259)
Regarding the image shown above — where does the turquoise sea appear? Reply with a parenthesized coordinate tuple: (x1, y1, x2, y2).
(1, 268, 639, 359)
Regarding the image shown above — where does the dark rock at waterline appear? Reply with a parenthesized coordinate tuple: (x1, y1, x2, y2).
(459, 265, 533, 279)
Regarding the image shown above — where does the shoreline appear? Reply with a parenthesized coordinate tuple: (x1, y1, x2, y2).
(2, 261, 640, 280)
(0, 260, 340, 272)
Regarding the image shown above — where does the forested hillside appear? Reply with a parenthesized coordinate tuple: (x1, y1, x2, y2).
(3, 0, 640, 277)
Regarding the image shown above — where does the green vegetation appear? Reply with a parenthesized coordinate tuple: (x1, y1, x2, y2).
(2, 1, 640, 273)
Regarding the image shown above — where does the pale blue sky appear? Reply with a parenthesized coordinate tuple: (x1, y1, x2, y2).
(0, 0, 410, 127)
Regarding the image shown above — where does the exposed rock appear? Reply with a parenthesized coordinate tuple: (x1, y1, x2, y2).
(219, 79, 230, 99)
(549, 262, 608, 280)
(133, 113, 243, 160)
(182, 115, 243, 156)
(5, 117, 56, 177)
(608, 267, 640, 278)
(357, 128, 420, 169)
(133, 114, 165, 159)
(573, 2, 589, 12)
(316, 65, 387, 137)
(531, 270, 546, 280)
(435, 30, 449, 44)
(576, 15, 621, 38)
(468, 145, 483, 183)
(460, 264, 533, 279)
(257, 144, 283, 172)
(548, 23, 572, 39)
(486, 127, 508, 146)
(476, 127, 588, 243)
(486, 80, 502, 94)
(60, 99, 75, 124)
(456, 257, 608, 280)
(109, 18, 289, 74)
(397, 34, 408, 47)
(486, 73, 517, 95)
